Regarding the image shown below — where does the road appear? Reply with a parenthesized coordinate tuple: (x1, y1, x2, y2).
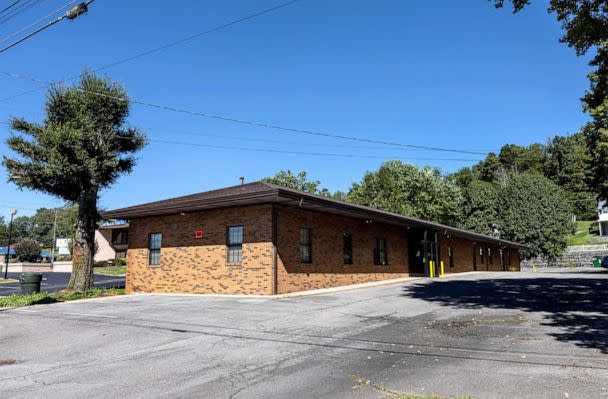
(0, 272, 125, 296)
(0, 268, 606, 398)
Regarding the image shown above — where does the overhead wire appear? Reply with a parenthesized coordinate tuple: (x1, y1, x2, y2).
(0, 70, 492, 155)
(0, 0, 300, 102)
(0, 0, 78, 46)
(0, 0, 46, 25)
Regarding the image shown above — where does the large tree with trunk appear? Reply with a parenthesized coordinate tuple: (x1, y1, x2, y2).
(3, 72, 145, 291)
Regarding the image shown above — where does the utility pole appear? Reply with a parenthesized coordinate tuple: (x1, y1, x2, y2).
(4, 209, 17, 280)
(50, 209, 58, 268)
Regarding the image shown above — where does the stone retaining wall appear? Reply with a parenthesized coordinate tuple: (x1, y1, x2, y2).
(522, 245, 608, 268)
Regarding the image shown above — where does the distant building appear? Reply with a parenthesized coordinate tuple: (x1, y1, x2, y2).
(599, 200, 608, 236)
(94, 220, 129, 263)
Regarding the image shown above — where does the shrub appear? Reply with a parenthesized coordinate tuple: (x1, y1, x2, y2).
(14, 239, 41, 262)
(56, 254, 72, 262)
(113, 257, 127, 267)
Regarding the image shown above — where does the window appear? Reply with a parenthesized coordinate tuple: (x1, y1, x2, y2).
(111, 228, 128, 245)
(506, 250, 512, 266)
(374, 238, 388, 265)
(480, 246, 485, 264)
(299, 228, 312, 263)
(227, 226, 244, 264)
(343, 233, 353, 265)
(448, 246, 454, 268)
(487, 247, 492, 265)
(148, 233, 162, 265)
(115, 250, 127, 259)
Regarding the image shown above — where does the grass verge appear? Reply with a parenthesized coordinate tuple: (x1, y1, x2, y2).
(567, 220, 597, 246)
(94, 266, 126, 275)
(0, 287, 125, 308)
(0, 278, 18, 284)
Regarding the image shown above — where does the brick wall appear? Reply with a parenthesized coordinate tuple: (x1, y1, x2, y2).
(275, 206, 410, 294)
(126, 204, 274, 295)
(438, 236, 520, 274)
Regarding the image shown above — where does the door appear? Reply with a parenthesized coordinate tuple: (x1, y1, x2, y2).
(408, 228, 426, 275)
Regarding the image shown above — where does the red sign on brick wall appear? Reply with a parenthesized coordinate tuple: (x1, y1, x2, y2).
(195, 230, 204, 239)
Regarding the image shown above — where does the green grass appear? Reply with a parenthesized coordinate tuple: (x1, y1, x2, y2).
(0, 287, 125, 308)
(567, 220, 598, 246)
(94, 266, 126, 275)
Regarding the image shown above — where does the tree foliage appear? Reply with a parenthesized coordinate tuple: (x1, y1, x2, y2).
(14, 239, 42, 262)
(459, 180, 500, 236)
(494, 1, 608, 200)
(499, 174, 574, 260)
(263, 170, 345, 199)
(2, 72, 146, 291)
(347, 161, 463, 225)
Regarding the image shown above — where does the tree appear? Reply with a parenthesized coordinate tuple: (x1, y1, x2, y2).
(499, 174, 574, 261)
(263, 170, 345, 199)
(459, 181, 500, 236)
(3, 72, 146, 291)
(28, 205, 78, 247)
(263, 170, 321, 193)
(14, 239, 41, 262)
(0, 217, 7, 246)
(347, 161, 463, 225)
(494, 1, 608, 200)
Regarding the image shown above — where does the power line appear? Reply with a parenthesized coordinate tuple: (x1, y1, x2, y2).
(0, 0, 79, 46)
(0, 1, 92, 54)
(118, 136, 482, 162)
(0, 0, 46, 25)
(0, 0, 300, 103)
(0, 70, 492, 155)
(0, 1, 22, 16)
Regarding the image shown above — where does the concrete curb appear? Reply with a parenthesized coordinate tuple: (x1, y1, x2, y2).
(132, 276, 424, 299)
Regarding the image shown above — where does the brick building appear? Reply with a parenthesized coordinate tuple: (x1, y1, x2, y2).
(101, 182, 522, 295)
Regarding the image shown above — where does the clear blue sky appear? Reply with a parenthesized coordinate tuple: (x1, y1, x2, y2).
(0, 0, 592, 220)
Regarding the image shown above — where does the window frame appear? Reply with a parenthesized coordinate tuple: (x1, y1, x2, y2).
(299, 228, 312, 264)
(226, 225, 244, 265)
(487, 247, 492, 265)
(148, 232, 162, 266)
(479, 246, 485, 264)
(373, 238, 388, 266)
(343, 233, 353, 265)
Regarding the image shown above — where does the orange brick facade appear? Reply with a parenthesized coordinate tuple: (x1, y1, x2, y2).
(125, 204, 520, 295)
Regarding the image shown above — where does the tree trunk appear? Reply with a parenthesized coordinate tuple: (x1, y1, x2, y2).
(67, 189, 98, 292)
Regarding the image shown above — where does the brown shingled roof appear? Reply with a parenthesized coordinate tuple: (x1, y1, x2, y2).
(101, 181, 522, 248)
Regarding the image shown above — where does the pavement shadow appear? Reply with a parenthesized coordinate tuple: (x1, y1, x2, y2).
(402, 273, 608, 353)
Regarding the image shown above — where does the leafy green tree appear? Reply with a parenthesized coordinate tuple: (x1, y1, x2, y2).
(10, 216, 32, 243)
(263, 170, 321, 193)
(451, 166, 477, 190)
(544, 133, 592, 193)
(499, 174, 574, 261)
(459, 181, 500, 236)
(28, 205, 78, 247)
(0, 217, 7, 246)
(3, 72, 146, 291)
(347, 161, 463, 225)
(495, 1, 608, 200)
(263, 170, 345, 199)
(14, 239, 41, 262)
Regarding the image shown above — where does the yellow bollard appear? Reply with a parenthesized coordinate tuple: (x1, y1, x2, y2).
(429, 261, 434, 278)
(440, 261, 445, 277)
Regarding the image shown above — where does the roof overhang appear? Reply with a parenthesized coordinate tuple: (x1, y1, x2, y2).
(101, 183, 523, 248)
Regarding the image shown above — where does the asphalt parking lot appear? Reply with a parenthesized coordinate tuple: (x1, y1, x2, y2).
(0, 272, 125, 296)
(0, 268, 606, 399)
